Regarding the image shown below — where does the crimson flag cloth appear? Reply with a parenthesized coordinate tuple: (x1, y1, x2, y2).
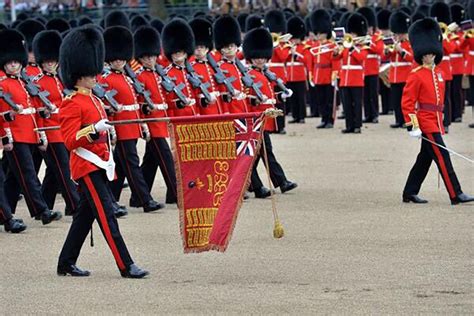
(168, 113, 265, 253)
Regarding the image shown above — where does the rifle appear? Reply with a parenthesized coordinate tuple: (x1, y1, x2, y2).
(124, 64, 155, 112)
(206, 53, 236, 96)
(91, 84, 120, 112)
(154, 64, 188, 105)
(20, 69, 55, 111)
(262, 67, 291, 95)
(234, 58, 265, 102)
(184, 60, 213, 104)
(0, 91, 20, 112)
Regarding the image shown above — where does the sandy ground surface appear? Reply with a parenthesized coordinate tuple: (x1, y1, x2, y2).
(1, 113, 473, 315)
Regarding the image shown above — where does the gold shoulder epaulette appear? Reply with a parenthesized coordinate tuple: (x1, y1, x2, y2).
(411, 66, 423, 73)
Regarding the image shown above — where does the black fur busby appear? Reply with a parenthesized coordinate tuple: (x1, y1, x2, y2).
(46, 18, 71, 33)
(304, 16, 311, 36)
(331, 11, 342, 27)
(339, 11, 352, 28)
(243, 27, 273, 60)
(143, 14, 151, 21)
(357, 7, 377, 28)
(162, 18, 195, 61)
(78, 15, 94, 26)
(150, 18, 164, 34)
(450, 3, 465, 25)
(69, 19, 78, 28)
(0, 29, 28, 69)
(347, 13, 368, 36)
(283, 8, 295, 20)
(411, 12, 426, 23)
(59, 27, 104, 89)
(33, 30, 62, 64)
(193, 11, 206, 19)
(245, 14, 264, 32)
(134, 26, 161, 59)
(189, 18, 213, 50)
(131, 15, 149, 33)
(287, 16, 306, 40)
(0, 23, 6, 31)
(213, 15, 241, 50)
(415, 4, 430, 17)
(16, 19, 45, 52)
(103, 26, 134, 62)
(264, 10, 287, 34)
(470, 0, 474, 20)
(36, 16, 47, 26)
(399, 6, 412, 16)
(377, 9, 391, 30)
(390, 10, 411, 34)
(17, 12, 29, 21)
(105, 10, 130, 29)
(310, 9, 331, 35)
(409, 17, 443, 65)
(237, 13, 249, 32)
(430, 1, 452, 24)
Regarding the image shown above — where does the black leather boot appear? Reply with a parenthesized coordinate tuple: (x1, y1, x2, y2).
(120, 264, 149, 279)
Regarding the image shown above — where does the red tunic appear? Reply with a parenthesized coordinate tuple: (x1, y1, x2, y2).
(191, 59, 223, 115)
(136, 67, 169, 138)
(248, 68, 277, 132)
(387, 40, 414, 83)
(60, 88, 111, 180)
(460, 36, 474, 75)
(285, 43, 312, 82)
(364, 33, 384, 76)
(335, 46, 369, 87)
(450, 32, 465, 76)
(0, 74, 39, 144)
(217, 58, 249, 114)
(98, 70, 142, 141)
(25, 63, 41, 77)
(164, 63, 199, 117)
(33, 72, 64, 143)
(310, 40, 335, 85)
(402, 66, 445, 134)
(438, 39, 456, 81)
(269, 43, 290, 83)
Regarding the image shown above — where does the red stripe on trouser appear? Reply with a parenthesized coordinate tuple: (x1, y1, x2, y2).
(427, 134, 456, 198)
(83, 175, 126, 270)
(50, 145, 76, 210)
(12, 149, 37, 215)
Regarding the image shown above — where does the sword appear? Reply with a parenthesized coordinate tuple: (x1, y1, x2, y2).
(421, 136, 474, 164)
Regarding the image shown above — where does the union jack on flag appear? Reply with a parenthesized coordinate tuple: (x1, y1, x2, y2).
(234, 114, 264, 156)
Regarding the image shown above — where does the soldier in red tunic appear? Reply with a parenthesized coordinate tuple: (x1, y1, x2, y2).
(0, 29, 62, 225)
(16, 19, 44, 77)
(132, 25, 177, 205)
(401, 18, 474, 205)
(32, 30, 80, 215)
(377, 9, 392, 115)
(243, 28, 297, 195)
(99, 26, 164, 213)
(57, 27, 148, 278)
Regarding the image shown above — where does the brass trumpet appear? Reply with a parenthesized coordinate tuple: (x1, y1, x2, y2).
(309, 34, 370, 55)
(271, 32, 293, 47)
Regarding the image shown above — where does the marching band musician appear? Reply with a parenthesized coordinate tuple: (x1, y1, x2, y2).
(99, 26, 165, 213)
(132, 25, 177, 205)
(462, 1, 474, 128)
(401, 18, 474, 206)
(0, 29, 62, 225)
(333, 13, 369, 134)
(57, 27, 149, 278)
(377, 9, 392, 116)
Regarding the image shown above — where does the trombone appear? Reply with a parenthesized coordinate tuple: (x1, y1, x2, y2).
(271, 32, 292, 47)
(310, 34, 371, 55)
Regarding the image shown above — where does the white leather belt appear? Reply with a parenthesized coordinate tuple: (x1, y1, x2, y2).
(120, 104, 139, 111)
(199, 91, 220, 98)
(442, 56, 450, 61)
(450, 53, 463, 58)
(367, 54, 380, 59)
(287, 62, 304, 66)
(391, 62, 411, 67)
(19, 107, 36, 115)
(261, 99, 277, 105)
(153, 103, 168, 110)
(74, 147, 116, 181)
(341, 65, 363, 70)
(268, 63, 286, 67)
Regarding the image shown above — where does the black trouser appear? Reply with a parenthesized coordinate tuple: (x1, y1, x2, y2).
(110, 139, 152, 205)
(363, 75, 379, 120)
(41, 143, 80, 214)
(0, 166, 13, 224)
(443, 80, 452, 127)
(391, 83, 405, 125)
(379, 78, 391, 114)
(286, 81, 307, 121)
(451, 75, 463, 121)
(4, 143, 49, 217)
(469, 76, 474, 105)
(275, 101, 286, 132)
(315, 84, 333, 124)
(341, 87, 363, 130)
(58, 170, 134, 271)
(308, 85, 319, 117)
(130, 137, 177, 203)
(404, 133, 462, 199)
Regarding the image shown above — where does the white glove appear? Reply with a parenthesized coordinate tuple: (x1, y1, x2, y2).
(38, 131, 48, 151)
(281, 89, 293, 99)
(156, 103, 168, 111)
(94, 119, 113, 132)
(235, 91, 247, 101)
(141, 124, 151, 142)
(409, 128, 422, 139)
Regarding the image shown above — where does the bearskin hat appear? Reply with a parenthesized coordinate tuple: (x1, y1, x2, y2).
(283, 8, 295, 20)
(16, 19, 45, 52)
(33, 30, 62, 65)
(450, 3, 465, 25)
(189, 18, 213, 50)
(193, 11, 206, 19)
(78, 15, 94, 26)
(237, 13, 249, 33)
(243, 27, 273, 60)
(59, 27, 104, 89)
(131, 15, 149, 33)
(150, 18, 164, 34)
(134, 26, 161, 59)
(105, 10, 130, 29)
(213, 15, 241, 50)
(347, 13, 368, 36)
(36, 16, 47, 26)
(411, 12, 426, 23)
(377, 9, 391, 30)
(69, 19, 78, 28)
(331, 11, 342, 27)
(415, 4, 430, 17)
(287, 16, 306, 40)
(390, 10, 411, 34)
(310, 9, 331, 35)
(0, 23, 6, 31)
(264, 10, 287, 34)
(17, 12, 29, 21)
(409, 17, 443, 65)
(399, 6, 412, 16)
(162, 18, 195, 61)
(103, 26, 134, 62)
(46, 18, 71, 33)
(245, 14, 264, 32)
(430, 1, 452, 24)
(0, 29, 28, 70)
(357, 7, 377, 28)
(339, 11, 352, 28)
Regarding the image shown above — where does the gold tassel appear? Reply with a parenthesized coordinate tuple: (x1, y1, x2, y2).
(273, 219, 284, 239)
